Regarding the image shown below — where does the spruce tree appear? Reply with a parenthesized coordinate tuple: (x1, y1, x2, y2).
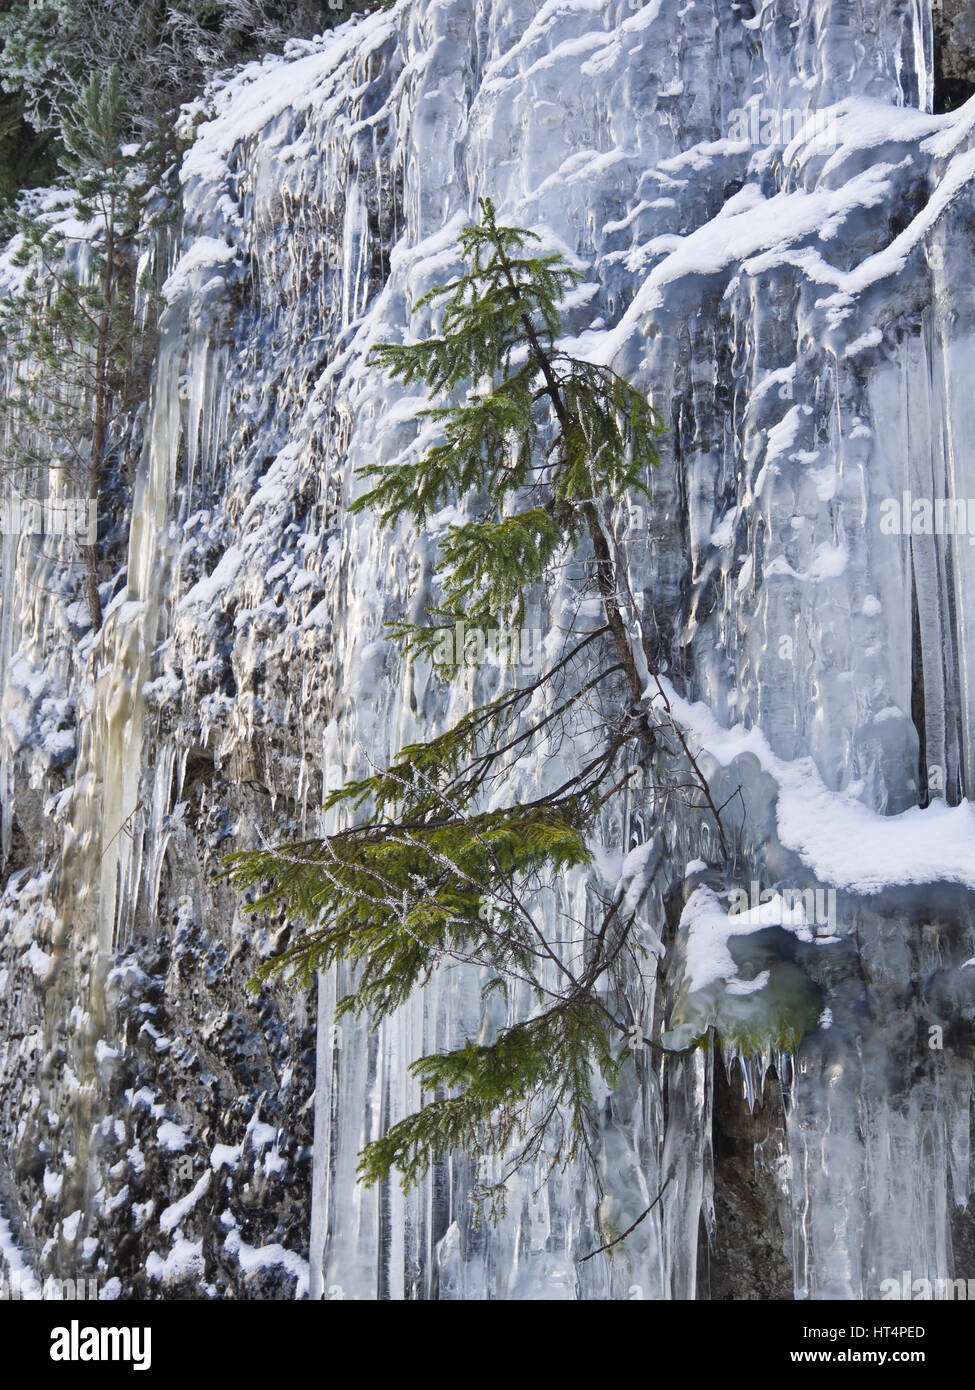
(226, 200, 729, 1219)
(0, 68, 146, 628)
(0, 85, 57, 234)
(0, 2, 372, 143)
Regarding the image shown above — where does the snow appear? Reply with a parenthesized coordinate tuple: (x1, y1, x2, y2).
(679, 886, 811, 995)
(162, 236, 238, 305)
(146, 1238, 204, 1284)
(222, 1227, 309, 1299)
(156, 1121, 190, 1152)
(658, 679, 975, 894)
(160, 1172, 211, 1233)
(22, 942, 52, 979)
(0, 1211, 40, 1297)
(179, 11, 398, 192)
(180, 544, 244, 609)
(210, 1143, 243, 1172)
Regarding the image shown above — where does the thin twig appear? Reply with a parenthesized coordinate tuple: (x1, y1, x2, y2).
(578, 1174, 673, 1262)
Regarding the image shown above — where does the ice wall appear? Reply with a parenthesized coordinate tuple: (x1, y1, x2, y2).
(3, 0, 975, 1299)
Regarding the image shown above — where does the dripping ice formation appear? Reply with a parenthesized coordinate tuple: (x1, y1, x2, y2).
(2, 0, 975, 1299)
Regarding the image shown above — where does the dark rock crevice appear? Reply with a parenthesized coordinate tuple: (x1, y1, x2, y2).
(698, 1054, 793, 1300)
(934, 0, 975, 113)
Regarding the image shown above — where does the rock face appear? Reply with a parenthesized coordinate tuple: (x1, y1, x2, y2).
(2, 0, 975, 1300)
(935, 0, 975, 111)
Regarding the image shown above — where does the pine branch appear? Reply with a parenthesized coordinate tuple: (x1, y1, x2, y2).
(228, 199, 736, 1246)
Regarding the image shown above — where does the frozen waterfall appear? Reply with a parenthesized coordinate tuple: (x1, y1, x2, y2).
(2, 0, 975, 1302)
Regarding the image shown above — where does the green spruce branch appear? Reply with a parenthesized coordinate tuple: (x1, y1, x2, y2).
(226, 199, 728, 1231)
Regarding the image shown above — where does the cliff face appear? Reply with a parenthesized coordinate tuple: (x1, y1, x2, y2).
(2, 0, 975, 1300)
(936, 0, 975, 111)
